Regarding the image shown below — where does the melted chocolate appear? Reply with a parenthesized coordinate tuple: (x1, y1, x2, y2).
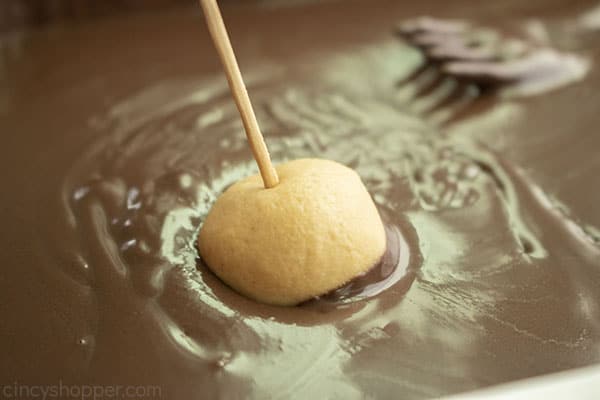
(1, 0, 600, 399)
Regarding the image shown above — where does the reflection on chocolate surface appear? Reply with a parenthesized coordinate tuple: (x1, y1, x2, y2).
(1, 0, 600, 399)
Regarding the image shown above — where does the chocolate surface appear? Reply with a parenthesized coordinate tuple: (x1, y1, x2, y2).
(1, 0, 600, 399)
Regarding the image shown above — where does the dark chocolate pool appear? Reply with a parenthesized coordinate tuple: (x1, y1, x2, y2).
(1, 0, 600, 399)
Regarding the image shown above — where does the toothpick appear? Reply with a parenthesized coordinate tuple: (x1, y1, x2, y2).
(199, 0, 279, 188)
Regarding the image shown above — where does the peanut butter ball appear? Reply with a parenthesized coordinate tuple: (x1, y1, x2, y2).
(198, 158, 386, 306)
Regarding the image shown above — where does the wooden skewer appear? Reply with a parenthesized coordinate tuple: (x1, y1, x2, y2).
(199, 0, 279, 189)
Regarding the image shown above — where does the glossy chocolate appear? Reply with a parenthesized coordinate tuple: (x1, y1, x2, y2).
(1, 0, 600, 398)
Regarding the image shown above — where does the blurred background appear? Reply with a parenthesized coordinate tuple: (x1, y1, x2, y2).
(0, 0, 197, 33)
(0, 0, 319, 33)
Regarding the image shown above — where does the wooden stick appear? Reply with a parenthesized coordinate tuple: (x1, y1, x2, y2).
(199, 0, 279, 188)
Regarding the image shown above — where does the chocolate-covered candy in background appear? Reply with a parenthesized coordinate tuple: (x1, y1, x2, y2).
(1, 0, 600, 399)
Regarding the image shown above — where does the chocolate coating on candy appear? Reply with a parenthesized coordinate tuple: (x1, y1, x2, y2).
(198, 159, 387, 306)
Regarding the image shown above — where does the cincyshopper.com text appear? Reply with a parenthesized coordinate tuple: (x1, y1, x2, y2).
(1, 381, 162, 400)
